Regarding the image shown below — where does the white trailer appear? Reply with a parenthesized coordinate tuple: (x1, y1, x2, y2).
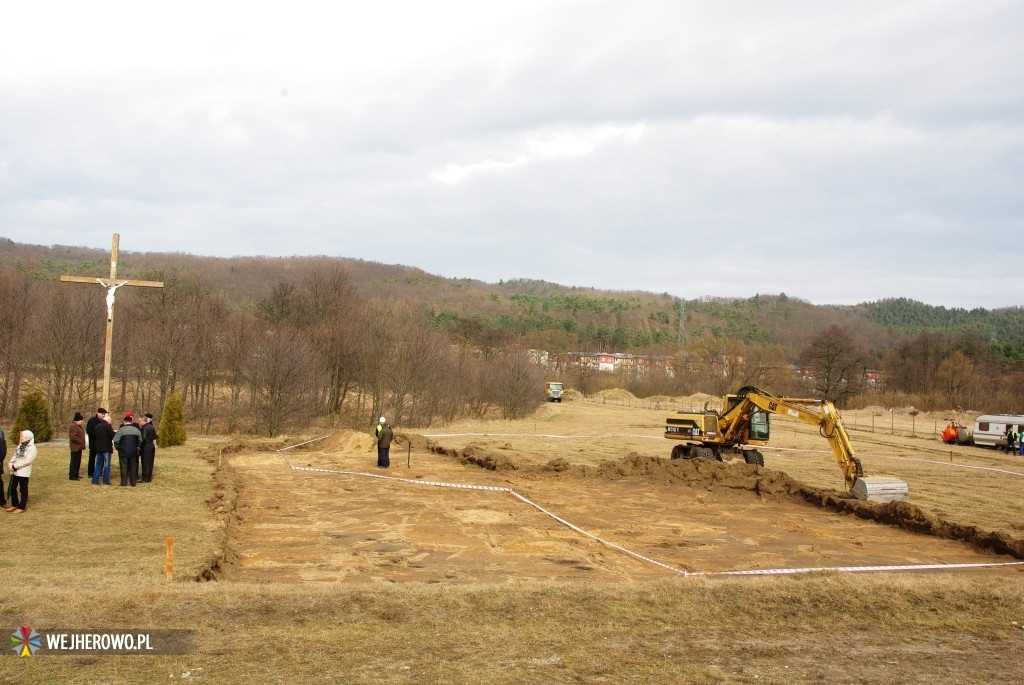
(972, 414, 1024, 451)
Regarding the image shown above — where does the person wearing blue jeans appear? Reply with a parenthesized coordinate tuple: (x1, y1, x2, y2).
(376, 420, 394, 469)
(92, 451, 112, 485)
(88, 410, 115, 485)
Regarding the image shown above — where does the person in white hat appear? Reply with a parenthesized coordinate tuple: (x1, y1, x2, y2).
(375, 417, 394, 469)
(6, 429, 37, 513)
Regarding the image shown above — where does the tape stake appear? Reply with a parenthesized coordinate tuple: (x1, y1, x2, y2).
(166, 537, 174, 582)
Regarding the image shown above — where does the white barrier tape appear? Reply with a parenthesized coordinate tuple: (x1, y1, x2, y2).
(291, 465, 511, 492)
(424, 432, 610, 440)
(762, 445, 1024, 478)
(274, 441, 1023, 579)
(690, 560, 1024, 577)
(875, 454, 1024, 477)
(505, 490, 685, 575)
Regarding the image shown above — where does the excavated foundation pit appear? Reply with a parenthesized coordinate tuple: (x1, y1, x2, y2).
(194, 432, 1024, 583)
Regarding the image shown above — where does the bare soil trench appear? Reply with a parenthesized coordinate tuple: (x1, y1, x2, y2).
(214, 418, 1024, 584)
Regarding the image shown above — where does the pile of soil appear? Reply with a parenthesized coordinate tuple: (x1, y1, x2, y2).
(317, 429, 433, 454)
(320, 430, 376, 453)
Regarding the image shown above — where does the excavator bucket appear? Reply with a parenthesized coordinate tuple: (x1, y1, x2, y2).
(852, 477, 909, 503)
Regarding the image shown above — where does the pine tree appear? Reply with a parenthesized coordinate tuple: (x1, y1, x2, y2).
(158, 393, 187, 447)
(13, 390, 53, 443)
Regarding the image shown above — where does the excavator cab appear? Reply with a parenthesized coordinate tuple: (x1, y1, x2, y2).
(749, 409, 769, 441)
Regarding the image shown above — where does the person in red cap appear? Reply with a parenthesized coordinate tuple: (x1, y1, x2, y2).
(113, 413, 143, 486)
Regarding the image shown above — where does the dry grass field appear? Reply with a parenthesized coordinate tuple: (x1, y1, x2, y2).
(2, 392, 1024, 683)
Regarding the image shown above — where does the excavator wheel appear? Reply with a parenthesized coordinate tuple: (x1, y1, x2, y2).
(743, 450, 765, 466)
(693, 446, 719, 461)
(670, 445, 691, 460)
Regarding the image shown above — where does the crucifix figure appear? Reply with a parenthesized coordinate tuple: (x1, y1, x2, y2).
(60, 233, 164, 410)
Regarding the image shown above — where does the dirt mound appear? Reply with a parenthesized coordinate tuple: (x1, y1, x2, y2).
(593, 388, 637, 403)
(561, 452, 811, 500)
(398, 432, 434, 450)
(320, 429, 377, 453)
(427, 441, 519, 472)
(318, 430, 430, 453)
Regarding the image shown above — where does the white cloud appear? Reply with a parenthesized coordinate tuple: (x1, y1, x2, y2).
(1, 1, 1022, 308)
(430, 123, 645, 184)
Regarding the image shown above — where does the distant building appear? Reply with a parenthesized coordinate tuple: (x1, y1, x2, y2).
(547, 351, 672, 376)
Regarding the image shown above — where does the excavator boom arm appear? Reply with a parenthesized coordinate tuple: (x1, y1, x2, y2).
(725, 389, 864, 492)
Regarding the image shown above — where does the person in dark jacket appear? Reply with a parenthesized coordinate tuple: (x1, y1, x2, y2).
(139, 413, 158, 483)
(376, 419, 394, 469)
(85, 407, 107, 479)
(113, 413, 143, 487)
(0, 425, 8, 509)
(69, 412, 87, 480)
(89, 411, 116, 485)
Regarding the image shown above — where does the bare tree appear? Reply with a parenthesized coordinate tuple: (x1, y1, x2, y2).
(187, 293, 230, 432)
(726, 342, 792, 392)
(127, 270, 216, 414)
(221, 312, 258, 432)
(33, 286, 105, 424)
(357, 301, 398, 427)
(489, 347, 546, 419)
(934, 350, 981, 410)
(882, 331, 949, 395)
(302, 268, 363, 419)
(685, 335, 733, 396)
(799, 325, 869, 406)
(0, 271, 38, 419)
(248, 326, 316, 437)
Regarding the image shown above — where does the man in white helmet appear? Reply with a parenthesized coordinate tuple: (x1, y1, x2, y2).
(375, 417, 394, 469)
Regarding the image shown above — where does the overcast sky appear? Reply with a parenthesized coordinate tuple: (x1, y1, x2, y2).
(1, 1, 1021, 309)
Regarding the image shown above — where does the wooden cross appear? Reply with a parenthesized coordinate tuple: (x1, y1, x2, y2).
(60, 233, 164, 410)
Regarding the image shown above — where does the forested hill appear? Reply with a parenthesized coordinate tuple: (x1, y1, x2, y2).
(863, 297, 1024, 356)
(3, 238, 1023, 363)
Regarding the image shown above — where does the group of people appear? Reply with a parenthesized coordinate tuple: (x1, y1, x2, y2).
(78, 408, 158, 486)
(0, 425, 37, 513)
(0, 406, 160, 515)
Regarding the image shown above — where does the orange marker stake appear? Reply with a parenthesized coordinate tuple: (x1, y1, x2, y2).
(166, 537, 174, 581)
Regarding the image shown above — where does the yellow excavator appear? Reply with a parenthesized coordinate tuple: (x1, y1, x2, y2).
(664, 386, 908, 502)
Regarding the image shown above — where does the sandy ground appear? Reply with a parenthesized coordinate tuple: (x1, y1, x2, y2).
(217, 397, 1024, 584)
